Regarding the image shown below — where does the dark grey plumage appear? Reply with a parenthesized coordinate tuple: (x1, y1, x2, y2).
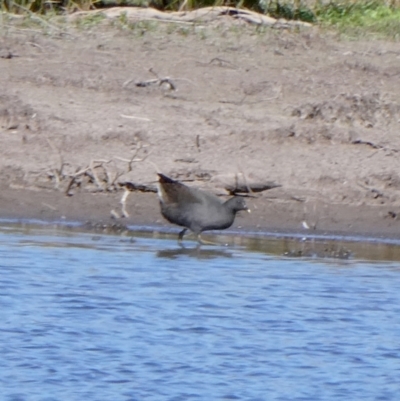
(157, 173, 250, 243)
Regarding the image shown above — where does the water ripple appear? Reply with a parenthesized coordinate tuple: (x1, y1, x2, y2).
(0, 227, 400, 400)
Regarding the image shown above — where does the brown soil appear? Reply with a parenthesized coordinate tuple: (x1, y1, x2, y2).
(1, 14, 400, 239)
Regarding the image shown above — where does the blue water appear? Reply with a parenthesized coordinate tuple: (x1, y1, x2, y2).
(1, 224, 400, 401)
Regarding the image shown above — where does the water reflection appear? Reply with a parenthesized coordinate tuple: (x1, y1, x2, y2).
(281, 238, 352, 259)
(3, 219, 400, 261)
(157, 246, 233, 260)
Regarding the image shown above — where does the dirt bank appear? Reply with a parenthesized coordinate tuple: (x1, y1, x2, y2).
(1, 14, 400, 239)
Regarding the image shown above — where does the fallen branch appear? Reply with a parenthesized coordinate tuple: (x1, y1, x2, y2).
(120, 188, 131, 218)
(120, 114, 151, 122)
(42, 141, 148, 196)
(114, 142, 150, 172)
(135, 77, 176, 90)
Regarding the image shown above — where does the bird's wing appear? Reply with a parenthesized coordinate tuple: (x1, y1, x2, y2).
(158, 174, 203, 205)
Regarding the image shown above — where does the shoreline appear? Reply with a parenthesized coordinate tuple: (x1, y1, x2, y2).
(3, 187, 400, 263)
(1, 187, 400, 243)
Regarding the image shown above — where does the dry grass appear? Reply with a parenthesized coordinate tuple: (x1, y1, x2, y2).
(1, 0, 400, 14)
(1, 0, 400, 38)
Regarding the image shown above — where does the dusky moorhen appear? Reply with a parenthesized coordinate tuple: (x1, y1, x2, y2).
(158, 173, 250, 243)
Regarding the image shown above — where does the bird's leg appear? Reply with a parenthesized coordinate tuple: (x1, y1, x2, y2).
(197, 234, 219, 246)
(178, 228, 187, 242)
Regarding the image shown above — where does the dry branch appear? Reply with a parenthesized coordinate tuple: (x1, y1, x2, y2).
(120, 188, 131, 218)
(43, 141, 148, 197)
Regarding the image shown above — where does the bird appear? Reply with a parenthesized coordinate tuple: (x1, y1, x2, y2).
(157, 173, 250, 243)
